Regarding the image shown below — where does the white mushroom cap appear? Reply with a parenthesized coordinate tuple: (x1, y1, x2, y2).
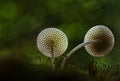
(84, 25, 115, 57)
(37, 28, 68, 58)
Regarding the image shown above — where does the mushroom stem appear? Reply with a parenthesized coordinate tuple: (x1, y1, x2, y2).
(51, 57, 55, 71)
(60, 40, 96, 70)
(50, 41, 55, 71)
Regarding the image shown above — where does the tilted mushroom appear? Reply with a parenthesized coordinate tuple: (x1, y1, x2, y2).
(61, 25, 115, 69)
(84, 25, 114, 57)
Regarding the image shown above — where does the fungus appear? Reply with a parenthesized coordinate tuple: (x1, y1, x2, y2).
(84, 25, 114, 57)
(37, 28, 68, 70)
(61, 25, 115, 69)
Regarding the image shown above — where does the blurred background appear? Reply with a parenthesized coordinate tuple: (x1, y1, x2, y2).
(0, 0, 120, 80)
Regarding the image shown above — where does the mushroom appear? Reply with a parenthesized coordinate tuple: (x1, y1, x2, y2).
(84, 25, 114, 57)
(37, 28, 68, 70)
(61, 25, 115, 69)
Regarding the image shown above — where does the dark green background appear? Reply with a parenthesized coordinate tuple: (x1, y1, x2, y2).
(0, 0, 120, 80)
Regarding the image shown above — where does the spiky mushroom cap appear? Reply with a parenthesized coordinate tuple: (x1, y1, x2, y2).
(37, 28, 68, 58)
(84, 25, 115, 57)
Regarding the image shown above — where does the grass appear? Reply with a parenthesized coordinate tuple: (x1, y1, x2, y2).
(0, 57, 120, 81)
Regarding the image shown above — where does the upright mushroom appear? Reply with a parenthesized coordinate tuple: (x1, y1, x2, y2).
(37, 28, 68, 70)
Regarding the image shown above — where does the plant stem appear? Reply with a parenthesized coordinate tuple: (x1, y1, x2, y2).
(60, 40, 96, 70)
